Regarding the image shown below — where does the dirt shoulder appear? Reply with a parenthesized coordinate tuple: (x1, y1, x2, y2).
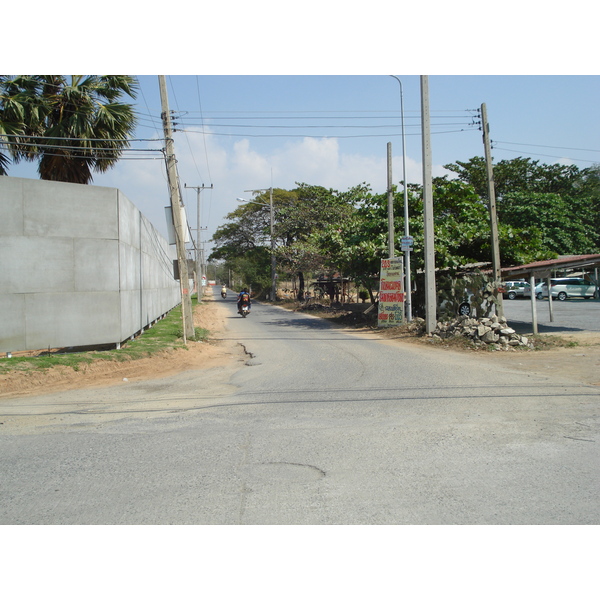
(2, 296, 599, 399)
(0, 291, 239, 399)
(375, 326, 600, 387)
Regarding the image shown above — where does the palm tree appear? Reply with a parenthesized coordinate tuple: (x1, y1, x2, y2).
(0, 75, 42, 175)
(0, 75, 138, 183)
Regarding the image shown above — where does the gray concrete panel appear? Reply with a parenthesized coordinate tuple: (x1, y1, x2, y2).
(22, 179, 118, 240)
(0, 294, 26, 351)
(120, 289, 142, 340)
(0, 236, 74, 293)
(119, 242, 140, 292)
(26, 292, 121, 349)
(74, 239, 120, 292)
(118, 191, 140, 247)
(0, 178, 24, 235)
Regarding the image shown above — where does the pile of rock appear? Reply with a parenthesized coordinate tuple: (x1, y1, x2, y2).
(430, 314, 533, 350)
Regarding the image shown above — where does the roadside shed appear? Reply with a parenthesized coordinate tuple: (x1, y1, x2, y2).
(500, 254, 600, 333)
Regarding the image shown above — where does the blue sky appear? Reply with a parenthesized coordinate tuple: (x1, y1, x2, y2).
(6, 75, 599, 254)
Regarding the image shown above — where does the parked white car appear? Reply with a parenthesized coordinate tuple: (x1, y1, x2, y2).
(535, 277, 596, 300)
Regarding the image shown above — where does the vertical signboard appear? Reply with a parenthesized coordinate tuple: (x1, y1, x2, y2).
(377, 256, 405, 327)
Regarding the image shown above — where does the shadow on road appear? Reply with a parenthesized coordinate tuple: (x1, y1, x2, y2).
(507, 320, 586, 335)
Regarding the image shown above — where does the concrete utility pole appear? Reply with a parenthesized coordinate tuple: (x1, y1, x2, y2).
(159, 75, 195, 341)
(421, 76, 436, 334)
(387, 142, 395, 258)
(481, 103, 504, 318)
(185, 183, 212, 296)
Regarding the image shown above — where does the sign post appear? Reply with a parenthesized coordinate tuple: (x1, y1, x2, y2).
(377, 256, 405, 327)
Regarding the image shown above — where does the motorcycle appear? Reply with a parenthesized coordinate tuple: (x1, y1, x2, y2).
(238, 302, 251, 318)
(221, 290, 227, 298)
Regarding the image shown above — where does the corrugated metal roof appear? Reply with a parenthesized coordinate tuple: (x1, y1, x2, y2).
(501, 254, 600, 277)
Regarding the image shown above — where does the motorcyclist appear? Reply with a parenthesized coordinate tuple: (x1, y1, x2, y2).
(221, 285, 227, 298)
(237, 288, 251, 312)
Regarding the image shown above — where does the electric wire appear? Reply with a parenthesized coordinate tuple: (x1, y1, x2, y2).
(175, 121, 474, 130)
(137, 84, 162, 139)
(168, 76, 206, 185)
(175, 128, 474, 139)
(0, 134, 164, 161)
(492, 140, 600, 154)
(490, 145, 599, 164)
(195, 76, 213, 184)
(1, 133, 162, 144)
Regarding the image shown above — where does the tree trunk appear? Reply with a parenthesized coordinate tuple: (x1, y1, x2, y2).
(297, 271, 305, 301)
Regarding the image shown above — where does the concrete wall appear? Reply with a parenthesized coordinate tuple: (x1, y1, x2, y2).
(0, 177, 181, 352)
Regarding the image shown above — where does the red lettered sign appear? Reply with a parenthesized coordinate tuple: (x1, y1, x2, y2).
(377, 257, 404, 327)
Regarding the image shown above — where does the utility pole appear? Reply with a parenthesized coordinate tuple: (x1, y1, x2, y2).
(158, 75, 195, 341)
(185, 183, 212, 297)
(480, 103, 504, 318)
(387, 142, 395, 258)
(421, 76, 436, 334)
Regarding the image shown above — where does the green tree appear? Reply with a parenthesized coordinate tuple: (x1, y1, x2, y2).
(444, 156, 584, 199)
(210, 185, 353, 298)
(499, 191, 597, 255)
(0, 75, 138, 183)
(309, 183, 395, 302)
(443, 156, 600, 257)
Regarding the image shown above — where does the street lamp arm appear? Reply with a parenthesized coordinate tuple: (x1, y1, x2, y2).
(237, 197, 270, 207)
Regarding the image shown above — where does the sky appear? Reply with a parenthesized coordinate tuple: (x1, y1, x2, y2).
(5, 74, 599, 258)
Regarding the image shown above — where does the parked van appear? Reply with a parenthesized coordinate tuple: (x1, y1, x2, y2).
(535, 277, 596, 300)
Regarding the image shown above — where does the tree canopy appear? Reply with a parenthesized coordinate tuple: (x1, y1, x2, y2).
(209, 157, 600, 308)
(444, 156, 600, 256)
(0, 75, 138, 183)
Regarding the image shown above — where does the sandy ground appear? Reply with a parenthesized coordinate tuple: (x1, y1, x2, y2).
(483, 331, 600, 386)
(0, 290, 244, 400)
(1, 291, 600, 400)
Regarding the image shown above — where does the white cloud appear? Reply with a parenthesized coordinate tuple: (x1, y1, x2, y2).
(122, 132, 455, 253)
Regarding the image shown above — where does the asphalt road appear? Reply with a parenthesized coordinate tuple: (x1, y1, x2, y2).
(1, 295, 598, 525)
(503, 295, 600, 333)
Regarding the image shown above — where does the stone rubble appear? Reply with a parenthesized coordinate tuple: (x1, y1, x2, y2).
(427, 315, 533, 350)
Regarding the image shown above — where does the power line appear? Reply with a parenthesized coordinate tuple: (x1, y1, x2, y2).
(1, 133, 162, 144)
(171, 109, 474, 116)
(195, 75, 213, 184)
(491, 145, 599, 164)
(168, 76, 206, 184)
(173, 121, 474, 130)
(492, 140, 600, 153)
(0, 135, 164, 161)
(171, 113, 471, 121)
(174, 128, 474, 139)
